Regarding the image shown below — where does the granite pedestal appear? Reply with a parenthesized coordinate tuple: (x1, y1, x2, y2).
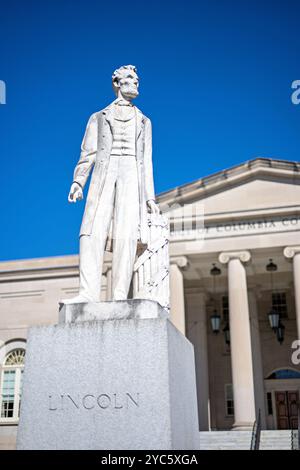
(17, 300, 199, 450)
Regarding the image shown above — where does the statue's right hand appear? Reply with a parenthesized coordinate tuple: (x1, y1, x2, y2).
(68, 182, 83, 203)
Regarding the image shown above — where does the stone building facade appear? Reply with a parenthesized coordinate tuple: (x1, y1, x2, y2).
(1, 157, 300, 449)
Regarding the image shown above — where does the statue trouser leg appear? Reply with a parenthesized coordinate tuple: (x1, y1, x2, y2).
(78, 155, 139, 302)
(78, 157, 119, 301)
(111, 156, 139, 300)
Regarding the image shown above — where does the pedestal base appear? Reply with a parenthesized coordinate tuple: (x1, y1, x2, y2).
(17, 302, 199, 450)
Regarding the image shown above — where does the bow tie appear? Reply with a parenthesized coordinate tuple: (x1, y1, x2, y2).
(115, 99, 133, 107)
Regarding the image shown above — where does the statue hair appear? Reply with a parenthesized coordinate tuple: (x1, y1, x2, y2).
(112, 65, 138, 96)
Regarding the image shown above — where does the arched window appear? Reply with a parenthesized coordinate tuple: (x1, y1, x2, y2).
(0, 349, 25, 421)
(266, 368, 300, 380)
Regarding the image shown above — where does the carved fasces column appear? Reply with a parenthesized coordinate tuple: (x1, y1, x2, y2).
(219, 251, 256, 430)
(106, 267, 112, 301)
(284, 246, 300, 341)
(170, 256, 188, 335)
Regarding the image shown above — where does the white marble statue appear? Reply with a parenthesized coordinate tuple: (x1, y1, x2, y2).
(66, 65, 160, 302)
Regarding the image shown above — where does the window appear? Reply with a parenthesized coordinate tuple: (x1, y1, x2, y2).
(272, 292, 288, 318)
(0, 349, 25, 421)
(225, 384, 234, 416)
(222, 296, 229, 323)
(266, 369, 300, 380)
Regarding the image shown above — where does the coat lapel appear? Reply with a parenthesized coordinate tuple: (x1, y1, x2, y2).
(102, 102, 115, 130)
(135, 107, 144, 140)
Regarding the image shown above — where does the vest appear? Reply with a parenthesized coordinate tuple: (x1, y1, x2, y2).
(110, 108, 136, 156)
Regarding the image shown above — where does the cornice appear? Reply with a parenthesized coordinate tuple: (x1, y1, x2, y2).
(157, 157, 300, 206)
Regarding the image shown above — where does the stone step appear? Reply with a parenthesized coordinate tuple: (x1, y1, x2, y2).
(259, 430, 292, 450)
(199, 431, 253, 450)
(260, 437, 292, 439)
(199, 430, 294, 450)
(260, 432, 292, 435)
(200, 433, 252, 435)
(200, 437, 252, 441)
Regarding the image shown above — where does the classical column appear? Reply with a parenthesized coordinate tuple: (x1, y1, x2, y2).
(248, 289, 266, 429)
(169, 256, 188, 335)
(283, 246, 300, 341)
(186, 290, 210, 431)
(219, 251, 256, 430)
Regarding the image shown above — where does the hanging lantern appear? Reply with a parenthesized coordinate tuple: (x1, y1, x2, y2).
(266, 259, 277, 273)
(209, 263, 222, 334)
(210, 264, 221, 277)
(210, 309, 221, 334)
(268, 309, 280, 331)
(266, 258, 278, 331)
(276, 321, 285, 345)
(223, 322, 230, 346)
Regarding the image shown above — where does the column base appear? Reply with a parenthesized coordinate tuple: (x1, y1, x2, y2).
(231, 422, 255, 431)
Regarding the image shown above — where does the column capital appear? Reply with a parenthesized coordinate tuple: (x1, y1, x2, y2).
(218, 250, 251, 265)
(170, 256, 189, 270)
(283, 246, 300, 259)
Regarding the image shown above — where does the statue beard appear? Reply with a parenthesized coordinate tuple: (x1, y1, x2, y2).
(121, 86, 139, 100)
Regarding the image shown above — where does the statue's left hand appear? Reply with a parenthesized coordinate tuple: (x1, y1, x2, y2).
(147, 199, 160, 215)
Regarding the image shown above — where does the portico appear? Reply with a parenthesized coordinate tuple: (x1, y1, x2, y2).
(158, 157, 300, 431)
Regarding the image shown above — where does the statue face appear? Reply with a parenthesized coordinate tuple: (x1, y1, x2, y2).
(117, 69, 139, 100)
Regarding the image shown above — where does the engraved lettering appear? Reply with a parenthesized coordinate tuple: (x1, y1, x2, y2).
(82, 394, 96, 410)
(48, 392, 140, 411)
(126, 392, 139, 408)
(67, 394, 79, 408)
(48, 395, 58, 411)
(113, 393, 123, 409)
(97, 394, 111, 409)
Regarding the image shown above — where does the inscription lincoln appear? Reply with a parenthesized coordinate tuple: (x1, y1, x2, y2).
(48, 392, 140, 411)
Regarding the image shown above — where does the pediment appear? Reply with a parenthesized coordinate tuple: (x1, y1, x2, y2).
(200, 177, 300, 215)
(158, 158, 300, 218)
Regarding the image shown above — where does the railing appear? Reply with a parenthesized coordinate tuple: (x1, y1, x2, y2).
(293, 405, 300, 450)
(298, 404, 300, 450)
(292, 403, 300, 450)
(250, 409, 261, 450)
(133, 213, 170, 312)
(299, 405, 300, 450)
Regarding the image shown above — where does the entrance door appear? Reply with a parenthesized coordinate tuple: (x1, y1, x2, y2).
(275, 391, 299, 429)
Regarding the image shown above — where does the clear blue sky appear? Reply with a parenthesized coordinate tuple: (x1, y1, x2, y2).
(0, 0, 299, 261)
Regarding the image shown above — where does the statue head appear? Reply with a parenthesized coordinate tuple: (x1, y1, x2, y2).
(112, 65, 139, 100)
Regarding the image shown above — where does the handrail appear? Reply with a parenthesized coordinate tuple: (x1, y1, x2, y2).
(250, 409, 261, 450)
(298, 404, 300, 450)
